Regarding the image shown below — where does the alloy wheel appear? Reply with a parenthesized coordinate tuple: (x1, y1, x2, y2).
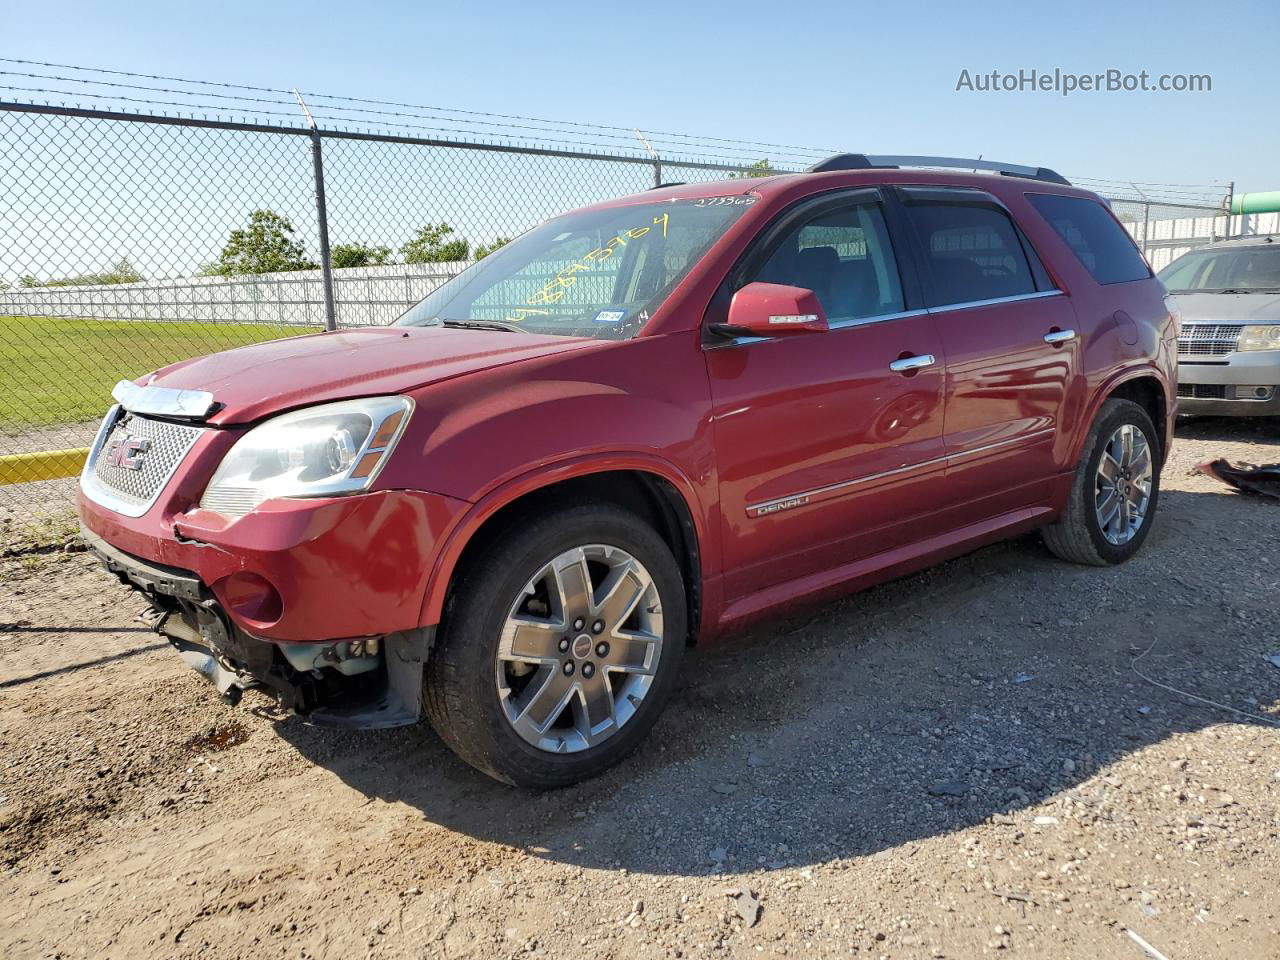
(1094, 423, 1153, 546)
(496, 544, 664, 753)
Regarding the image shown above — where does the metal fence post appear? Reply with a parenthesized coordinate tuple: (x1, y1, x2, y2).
(294, 90, 337, 331)
(1225, 181, 1236, 240)
(309, 132, 337, 331)
(634, 129, 661, 188)
(1142, 202, 1150, 261)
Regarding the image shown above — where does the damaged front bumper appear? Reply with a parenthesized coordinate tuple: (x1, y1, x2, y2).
(83, 528, 432, 729)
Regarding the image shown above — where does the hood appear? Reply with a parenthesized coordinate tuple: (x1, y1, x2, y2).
(145, 326, 594, 424)
(1168, 292, 1280, 324)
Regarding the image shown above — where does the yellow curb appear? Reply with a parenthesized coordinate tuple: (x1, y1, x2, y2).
(0, 448, 90, 485)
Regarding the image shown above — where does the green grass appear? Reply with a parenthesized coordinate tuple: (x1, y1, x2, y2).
(1, 316, 312, 431)
(0, 509, 79, 556)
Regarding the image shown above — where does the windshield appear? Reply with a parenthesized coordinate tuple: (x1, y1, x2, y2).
(396, 196, 756, 339)
(1158, 244, 1280, 293)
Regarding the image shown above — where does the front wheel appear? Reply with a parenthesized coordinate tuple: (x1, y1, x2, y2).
(424, 502, 686, 788)
(1042, 398, 1161, 566)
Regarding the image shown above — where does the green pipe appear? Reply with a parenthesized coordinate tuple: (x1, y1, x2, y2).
(1229, 191, 1280, 215)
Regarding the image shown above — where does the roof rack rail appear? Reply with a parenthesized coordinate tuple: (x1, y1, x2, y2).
(649, 181, 686, 189)
(806, 153, 1071, 186)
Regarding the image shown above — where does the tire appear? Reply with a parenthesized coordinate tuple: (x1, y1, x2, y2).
(424, 501, 687, 788)
(1042, 398, 1162, 566)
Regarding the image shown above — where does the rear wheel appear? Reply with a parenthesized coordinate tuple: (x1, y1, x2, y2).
(424, 502, 686, 788)
(1042, 398, 1161, 566)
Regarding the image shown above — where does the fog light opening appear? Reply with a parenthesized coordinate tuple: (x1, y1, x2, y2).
(216, 572, 283, 625)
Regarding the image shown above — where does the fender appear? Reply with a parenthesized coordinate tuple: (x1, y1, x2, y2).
(1070, 361, 1173, 466)
(416, 450, 713, 627)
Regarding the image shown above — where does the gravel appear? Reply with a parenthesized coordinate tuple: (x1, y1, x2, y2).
(0, 417, 1277, 959)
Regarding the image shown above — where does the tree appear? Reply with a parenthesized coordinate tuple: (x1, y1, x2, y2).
(203, 210, 316, 276)
(401, 223, 469, 264)
(92, 257, 145, 285)
(16, 258, 143, 287)
(473, 236, 512, 260)
(730, 159, 777, 179)
(330, 242, 392, 269)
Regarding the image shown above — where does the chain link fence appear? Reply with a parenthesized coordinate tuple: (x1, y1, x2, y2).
(0, 103, 762, 526)
(0, 98, 1232, 527)
(1106, 197, 1238, 272)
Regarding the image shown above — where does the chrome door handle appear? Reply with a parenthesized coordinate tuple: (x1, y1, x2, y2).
(1043, 329, 1076, 344)
(889, 354, 936, 373)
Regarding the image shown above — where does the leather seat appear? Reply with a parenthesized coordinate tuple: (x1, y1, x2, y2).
(831, 257, 879, 318)
(795, 246, 839, 312)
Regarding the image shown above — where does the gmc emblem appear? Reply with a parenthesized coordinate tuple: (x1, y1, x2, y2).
(104, 436, 151, 471)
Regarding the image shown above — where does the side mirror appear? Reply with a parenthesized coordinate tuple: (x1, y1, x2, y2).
(712, 282, 829, 339)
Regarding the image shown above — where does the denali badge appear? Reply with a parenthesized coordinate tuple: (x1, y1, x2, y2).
(104, 436, 151, 471)
(752, 495, 811, 517)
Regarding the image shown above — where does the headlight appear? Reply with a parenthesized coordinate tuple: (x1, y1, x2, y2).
(200, 397, 412, 518)
(1239, 325, 1280, 352)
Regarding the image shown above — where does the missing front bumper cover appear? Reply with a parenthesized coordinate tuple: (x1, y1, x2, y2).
(83, 527, 431, 729)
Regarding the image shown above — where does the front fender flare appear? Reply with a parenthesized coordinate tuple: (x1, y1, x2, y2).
(416, 452, 711, 627)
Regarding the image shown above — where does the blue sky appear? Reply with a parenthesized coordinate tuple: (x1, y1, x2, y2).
(6, 0, 1277, 194)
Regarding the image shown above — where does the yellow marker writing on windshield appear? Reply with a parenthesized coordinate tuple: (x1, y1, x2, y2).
(506, 213, 674, 323)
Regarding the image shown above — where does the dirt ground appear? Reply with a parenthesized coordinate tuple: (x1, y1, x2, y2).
(1, 418, 1277, 960)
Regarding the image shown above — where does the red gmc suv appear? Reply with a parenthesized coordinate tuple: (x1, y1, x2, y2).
(79, 154, 1177, 787)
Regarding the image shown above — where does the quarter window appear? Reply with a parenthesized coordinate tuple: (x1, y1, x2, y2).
(744, 200, 905, 322)
(1028, 193, 1151, 285)
(900, 188, 1040, 307)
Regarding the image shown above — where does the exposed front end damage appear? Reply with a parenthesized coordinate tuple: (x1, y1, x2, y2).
(84, 528, 431, 729)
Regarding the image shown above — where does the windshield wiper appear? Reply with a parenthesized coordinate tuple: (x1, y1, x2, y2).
(436, 318, 524, 333)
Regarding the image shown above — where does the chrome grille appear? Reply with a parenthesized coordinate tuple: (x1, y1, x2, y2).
(1177, 323, 1243, 358)
(83, 411, 206, 516)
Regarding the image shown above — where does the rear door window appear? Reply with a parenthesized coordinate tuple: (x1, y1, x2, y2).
(899, 187, 1042, 307)
(1028, 193, 1151, 285)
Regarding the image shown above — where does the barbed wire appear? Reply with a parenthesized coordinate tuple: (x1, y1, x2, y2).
(0, 57, 834, 160)
(0, 87, 791, 164)
(0, 84, 309, 121)
(1071, 184, 1228, 208)
(1070, 177, 1228, 197)
(0, 68, 825, 161)
(1078, 176, 1232, 189)
(0, 56, 1233, 203)
(0, 57, 292, 94)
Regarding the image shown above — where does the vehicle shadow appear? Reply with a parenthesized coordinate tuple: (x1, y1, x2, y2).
(278, 486, 1278, 879)
(1175, 415, 1279, 446)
